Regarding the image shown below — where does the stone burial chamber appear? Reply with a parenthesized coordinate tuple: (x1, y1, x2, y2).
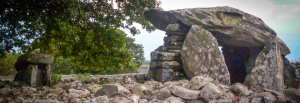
(14, 54, 54, 87)
(144, 6, 298, 92)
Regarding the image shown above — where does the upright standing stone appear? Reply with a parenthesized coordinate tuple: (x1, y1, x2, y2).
(181, 25, 230, 86)
(251, 41, 284, 92)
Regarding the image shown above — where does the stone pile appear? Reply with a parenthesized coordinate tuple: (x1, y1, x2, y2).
(1, 75, 300, 103)
(148, 23, 189, 82)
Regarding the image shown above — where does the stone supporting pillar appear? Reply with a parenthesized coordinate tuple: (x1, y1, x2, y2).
(251, 41, 284, 92)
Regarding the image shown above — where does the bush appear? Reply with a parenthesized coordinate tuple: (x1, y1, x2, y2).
(0, 53, 21, 76)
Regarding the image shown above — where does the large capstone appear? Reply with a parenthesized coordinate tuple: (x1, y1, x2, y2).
(180, 25, 230, 86)
(251, 41, 284, 92)
(144, 6, 290, 55)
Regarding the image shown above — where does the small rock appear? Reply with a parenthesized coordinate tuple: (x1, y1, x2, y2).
(83, 95, 109, 103)
(130, 94, 140, 103)
(149, 87, 172, 101)
(200, 83, 222, 102)
(62, 80, 82, 90)
(68, 89, 90, 99)
(230, 83, 248, 95)
(163, 96, 185, 103)
(148, 99, 162, 103)
(186, 75, 214, 90)
(208, 100, 232, 103)
(49, 88, 64, 95)
(144, 80, 164, 90)
(187, 100, 206, 103)
(86, 84, 102, 93)
(251, 98, 263, 103)
(264, 88, 286, 102)
(69, 97, 84, 103)
(122, 76, 136, 84)
(130, 84, 153, 97)
(21, 86, 37, 94)
(109, 97, 132, 103)
(238, 98, 250, 103)
(254, 92, 277, 103)
(44, 93, 58, 100)
(139, 99, 148, 103)
(284, 88, 300, 103)
(169, 85, 200, 100)
(95, 84, 131, 98)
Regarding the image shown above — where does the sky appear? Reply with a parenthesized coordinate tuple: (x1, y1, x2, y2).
(124, 0, 300, 61)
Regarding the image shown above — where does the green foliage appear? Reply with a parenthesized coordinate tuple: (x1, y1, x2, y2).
(116, 30, 145, 68)
(0, 53, 21, 76)
(0, 0, 160, 74)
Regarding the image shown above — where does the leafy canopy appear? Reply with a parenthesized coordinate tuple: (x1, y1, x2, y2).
(0, 0, 160, 73)
(0, 0, 160, 56)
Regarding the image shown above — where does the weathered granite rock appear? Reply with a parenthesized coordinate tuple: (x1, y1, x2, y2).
(152, 68, 185, 82)
(274, 37, 290, 55)
(200, 83, 222, 102)
(22, 99, 60, 103)
(166, 23, 186, 32)
(149, 87, 172, 101)
(130, 94, 140, 103)
(151, 51, 177, 61)
(150, 61, 181, 69)
(130, 84, 153, 97)
(62, 80, 82, 90)
(264, 88, 286, 102)
(109, 97, 132, 103)
(186, 75, 214, 90)
(169, 85, 200, 100)
(163, 79, 189, 88)
(251, 98, 263, 103)
(144, 80, 164, 90)
(86, 84, 102, 93)
(83, 95, 110, 103)
(163, 96, 185, 103)
(230, 83, 248, 95)
(251, 41, 284, 92)
(283, 88, 300, 103)
(253, 92, 277, 103)
(238, 98, 250, 103)
(44, 93, 58, 100)
(187, 100, 206, 103)
(208, 100, 232, 103)
(144, 7, 278, 48)
(68, 89, 90, 99)
(181, 25, 230, 86)
(164, 35, 186, 43)
(283, 57, 299, 88)
(15, 54, 54, 67)
(95, 84, 131, 97)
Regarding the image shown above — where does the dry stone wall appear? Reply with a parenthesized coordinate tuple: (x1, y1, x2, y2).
(148, 23, 189, 82)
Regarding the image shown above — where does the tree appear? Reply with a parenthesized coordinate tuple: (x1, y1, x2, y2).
(0, 53, 21, 76)
(117, 29, 145, 69)
(0, 0, 160, 74)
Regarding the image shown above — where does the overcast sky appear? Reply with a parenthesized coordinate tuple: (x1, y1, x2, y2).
(124, 0, 300, 61)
